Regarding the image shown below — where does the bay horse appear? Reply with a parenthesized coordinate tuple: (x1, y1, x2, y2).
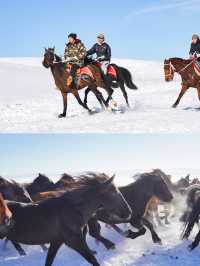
(84, 58, 138, 107)
(87, 171, 173, 249)
(43, 48, 110, 118)
(164, 57, 200, 107)
(1, 173, 132, 266)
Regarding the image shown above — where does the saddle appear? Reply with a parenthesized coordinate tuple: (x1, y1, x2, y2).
(95, 62, 117, 79)
(65, 64, 94, 87)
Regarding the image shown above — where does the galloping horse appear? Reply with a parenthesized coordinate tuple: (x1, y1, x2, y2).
(43, 48, 110, 118)
(84, 58, 138, 107)
(1, 173, 132, 266)
(164, 57, 200, 107)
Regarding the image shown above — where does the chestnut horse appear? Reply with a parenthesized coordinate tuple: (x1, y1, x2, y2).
(43, 48, 110, 118)
(164, 57, 200, 108)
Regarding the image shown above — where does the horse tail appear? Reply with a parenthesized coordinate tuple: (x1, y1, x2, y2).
(119, 67, 138, 90)
(182, 196, 200, 239)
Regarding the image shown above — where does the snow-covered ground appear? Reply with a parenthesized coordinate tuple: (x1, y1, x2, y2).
(1, 57, 200, 133)
(1, 169, 200, 265)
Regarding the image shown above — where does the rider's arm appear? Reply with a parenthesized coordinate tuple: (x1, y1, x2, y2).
(87, 44, 96, 56)
(77, 42, 87, 60)
(105, 44, 111, 61)
(64, 45, 70, 60)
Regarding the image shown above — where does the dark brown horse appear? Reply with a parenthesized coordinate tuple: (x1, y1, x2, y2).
(43, 48, 110, 118)
(1, 173, 132, 266)
(84, 58, 138, 107)
(164, 57, 200, 107)
(87, 171, 173, 249)
(0, 176, 31, 203)
(24, 173, 55, 198)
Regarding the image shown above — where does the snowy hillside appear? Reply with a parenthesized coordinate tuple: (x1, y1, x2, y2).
(1, 58, 200, 133)
(0, 170, 200, 266)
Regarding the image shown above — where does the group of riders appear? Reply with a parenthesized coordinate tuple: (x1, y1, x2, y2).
(63, 32, 200, 89)
(63, 33, 111, 88)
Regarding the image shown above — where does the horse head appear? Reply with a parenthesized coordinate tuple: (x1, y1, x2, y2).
(42, 47, 56, 68)
(152, 173, 173, 202)
(96, 173, 132, 223)
(164, 59, 175, 82)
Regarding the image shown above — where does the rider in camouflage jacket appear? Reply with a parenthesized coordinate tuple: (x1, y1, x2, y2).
(64, 33, 87, 88)
(64, 33, 86, 66)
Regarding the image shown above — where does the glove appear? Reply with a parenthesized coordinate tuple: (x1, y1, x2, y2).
(65, 56, 78, 62)
(97, 56, 105, 61)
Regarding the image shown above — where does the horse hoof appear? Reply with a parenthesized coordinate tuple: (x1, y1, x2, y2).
(172, 104, 177, 108)
(58, 114, 66, 118)
(105, 242, 115, 250)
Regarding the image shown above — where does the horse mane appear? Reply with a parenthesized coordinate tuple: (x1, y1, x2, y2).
(61, 172, 110, 205)
(135, 171, 163, 183)
(54, 54, 62, 63)
(168, 57, 192, 64)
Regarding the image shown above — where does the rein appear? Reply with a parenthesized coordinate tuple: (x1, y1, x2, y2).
(164, 59, 196, 76)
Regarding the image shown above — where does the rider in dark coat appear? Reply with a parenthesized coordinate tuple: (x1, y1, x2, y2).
(87, 34, 111, 75)
(189, 34, 200, 58)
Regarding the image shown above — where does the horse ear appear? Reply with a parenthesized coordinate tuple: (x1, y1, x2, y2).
(102, 174, 115, 187)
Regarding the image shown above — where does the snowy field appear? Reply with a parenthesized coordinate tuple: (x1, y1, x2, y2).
(0, 169, 200, 266)
(1, 57, 200, 133)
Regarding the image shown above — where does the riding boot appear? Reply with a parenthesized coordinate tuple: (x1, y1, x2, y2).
(71, 64, 79, 89)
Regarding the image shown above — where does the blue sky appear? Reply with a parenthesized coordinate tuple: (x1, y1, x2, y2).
(1, 0, 200, 60)
(0, 134, 199, 177)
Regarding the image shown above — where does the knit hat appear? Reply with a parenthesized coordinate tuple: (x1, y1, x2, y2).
(97, 34, 105, 40)
(68, 33, 77, 40)
(192, 34, 199, 40)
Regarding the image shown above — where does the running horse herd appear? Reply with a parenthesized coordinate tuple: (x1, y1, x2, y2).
(42, 48, 200, 118)
(0, 170, 200, 265)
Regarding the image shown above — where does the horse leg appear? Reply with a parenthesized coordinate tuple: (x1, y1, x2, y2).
(11, 241, 26, 256)
(72, 90, 92, 113)
(189, 230, 200, 251)
(105, 87, 114, 105)
(84, 87, 91, 106)
(45, 241, 62, 266)
(65, 233, 100, 266)
(197, 87, 200, 102)
(90, 86, 108, 109)
(123, 218, 147, 240)
(172, 84, 189, 108)
(58, 92, 68, 118)
(83, 225, 97, 255)
(88, 219, 115, 250)
(110, 222, 146, 240)
(41, 244, 48, 252)
(142, 218, 162, 244)
(119, 81, 130, 107)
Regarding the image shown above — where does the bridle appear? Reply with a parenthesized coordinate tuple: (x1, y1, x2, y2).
(164, 58, 196, 77)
